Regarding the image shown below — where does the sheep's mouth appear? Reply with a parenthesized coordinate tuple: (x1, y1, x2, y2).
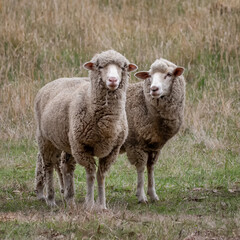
(107, 83, 119, 91)
(150, 91, 161, 98)
(150, 92, 166, 99)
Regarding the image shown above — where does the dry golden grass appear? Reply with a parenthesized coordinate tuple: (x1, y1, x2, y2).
(0, 0, 239, 153)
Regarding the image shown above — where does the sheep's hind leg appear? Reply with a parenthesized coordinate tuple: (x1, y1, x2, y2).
(97, 146, 120, 210)
(35, 153, 45, 201)
(38, 137, 60, 207)
(61, 152, 76, 208)
(147, 151, 160, 201)
(55, 158, 64, 196)
(44, 161, 56, 207)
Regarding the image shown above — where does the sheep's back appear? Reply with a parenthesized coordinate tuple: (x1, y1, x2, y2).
(34, 77, 90, 152)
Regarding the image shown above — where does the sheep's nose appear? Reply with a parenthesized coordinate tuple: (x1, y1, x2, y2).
(150, 86, 159, 92)
(109, 77, 117, 83)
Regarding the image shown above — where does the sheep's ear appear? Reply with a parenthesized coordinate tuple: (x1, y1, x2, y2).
(127, 63, 138, 72)
(173, 67, 184, 77)
(134, 71, 150, 80)
(83, 62, 94, 71)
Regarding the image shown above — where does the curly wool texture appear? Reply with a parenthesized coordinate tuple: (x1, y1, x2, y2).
(123, 60, 185, 154)
(149, 58, 177, 74)
(34, 50, 130, 207)
(120, 58, 185, 202)
(91, 50, 130, 69)
(35, 50, 129, 160)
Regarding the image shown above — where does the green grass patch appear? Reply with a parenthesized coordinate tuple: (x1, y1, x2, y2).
(0, 136, 240, 238)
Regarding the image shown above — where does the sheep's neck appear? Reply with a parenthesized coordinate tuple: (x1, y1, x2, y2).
(145, 97, 179, 121)
(90, 83, 124, 116)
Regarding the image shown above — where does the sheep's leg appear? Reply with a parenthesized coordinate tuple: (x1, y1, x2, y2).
(97, 146, 120, 210)
(61, 152, 76, 207)
(136, 165, 148, 203)
(37, 137, 60, 207)
(85, 168, 96, 209)
(147, 151, 160, 201)
(35, 153, 45, 200)
(73, 151, 96, 209)
(55, 160, 64, 196)
(126, 146, 148, 203)
(96, 170, 106, 209)
(44, 161, 56, 207)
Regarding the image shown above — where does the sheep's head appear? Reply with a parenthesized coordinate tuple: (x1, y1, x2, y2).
(135, 58, 184, 99)
(83, 50, 137, 91)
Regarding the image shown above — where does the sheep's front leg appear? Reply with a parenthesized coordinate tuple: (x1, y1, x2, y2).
(97, 146, 120, 210)
(73, 151, 96, 209)
(85, 168, 96, 209)
(96, 169, 106, 209)
(147, 151, 160, 201)
(126, 146, 148, 203)
(35, 153, 45, 200)
(136, 165, 148, 203)
(61, 152, 76, 207)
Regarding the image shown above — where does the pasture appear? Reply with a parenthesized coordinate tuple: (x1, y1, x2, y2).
(0, 0, 240, 239)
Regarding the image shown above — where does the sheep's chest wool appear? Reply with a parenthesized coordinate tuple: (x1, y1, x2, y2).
(70, 82, 127, 159)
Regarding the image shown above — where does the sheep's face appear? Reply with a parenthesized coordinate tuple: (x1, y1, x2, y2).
(100, 64, 122, 91)
(135, 67, 184, 99)
(84, 61, 137, 91)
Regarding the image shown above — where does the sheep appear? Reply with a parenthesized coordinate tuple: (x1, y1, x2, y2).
(120, 58, 185, 203)
(34, 50, 138, 209)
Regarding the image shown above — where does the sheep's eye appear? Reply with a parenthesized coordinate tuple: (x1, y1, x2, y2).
(166, 73, 172, 77)
(98, 66, 103, 69)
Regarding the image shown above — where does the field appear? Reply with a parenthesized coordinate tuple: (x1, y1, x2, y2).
(0, 0, 240, 239)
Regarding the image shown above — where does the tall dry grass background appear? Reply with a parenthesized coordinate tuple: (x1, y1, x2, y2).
(0, 0, 239, 152)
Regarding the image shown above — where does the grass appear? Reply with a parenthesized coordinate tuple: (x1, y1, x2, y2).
(0, 0, 240, 239)
(0, 136, 240, 239)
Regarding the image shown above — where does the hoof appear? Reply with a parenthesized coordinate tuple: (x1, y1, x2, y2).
(37, 195, 45, 201)
(36, 191, 45, 201)
(147, 191, 159, 202)
(138, 199, 148, 204)
(46, 199, 57, 208)
(83, 201, 94, 211)
(96, 198, 107, 211)
(137, 194, 148, 204)
(97, 203, 107, 211)
(66, 198, 76, 209)
(150, 195, 159, 202)
(38, 196, 45, 202)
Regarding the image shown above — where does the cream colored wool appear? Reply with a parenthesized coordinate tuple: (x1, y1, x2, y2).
(120, 58, 185, 203)
(34, 50, 137, 209)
